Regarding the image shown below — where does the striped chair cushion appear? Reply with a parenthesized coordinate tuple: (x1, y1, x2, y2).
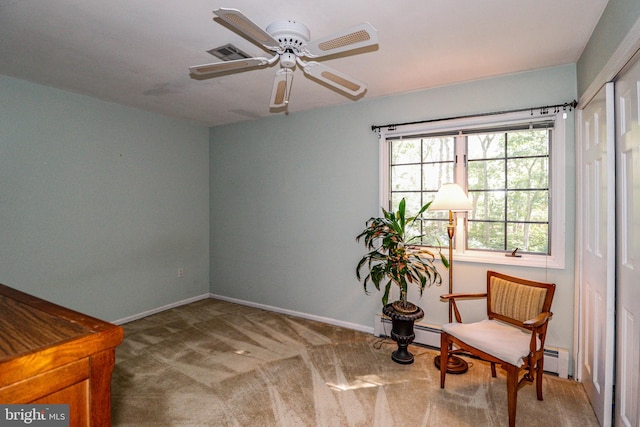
(490, 277, 547, 322)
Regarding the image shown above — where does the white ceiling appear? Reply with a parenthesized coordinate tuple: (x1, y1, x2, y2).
(0, 0, 609, 127)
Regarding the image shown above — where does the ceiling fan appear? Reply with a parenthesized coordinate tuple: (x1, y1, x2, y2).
(189, 8, 378, 109)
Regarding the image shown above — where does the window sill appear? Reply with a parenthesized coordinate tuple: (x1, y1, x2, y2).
(451, 250, 564, 269)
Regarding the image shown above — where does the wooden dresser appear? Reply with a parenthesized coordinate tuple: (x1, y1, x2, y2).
(0, 283, 124, 426)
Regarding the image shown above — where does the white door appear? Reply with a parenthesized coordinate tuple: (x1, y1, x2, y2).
(577, 82, 616, 426)
(614, 52, 640, 427)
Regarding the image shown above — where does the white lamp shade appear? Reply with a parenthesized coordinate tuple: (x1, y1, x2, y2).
(429, 183, 473, 211)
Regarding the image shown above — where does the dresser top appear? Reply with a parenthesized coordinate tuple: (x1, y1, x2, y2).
(0, 294, 90, 359)
(0, 284, 123, 363)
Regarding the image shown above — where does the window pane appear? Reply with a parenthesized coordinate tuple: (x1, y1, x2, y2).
(468, 133, 505, 159)
(468, 221, 505, 250)
(506, 222, 549, 254)
(507, 190, 549, 222)
(423, 137, 454, 163)
(470, 191, 505, 221)
(422, 219, 448, 247)
(390, 138, 455, 212)
(508, 157, 548, 189)
(405, 219, 423, 244)
(423, 163, 453, 191)
(403, 193, 425, 217)
(468, 159, 505, 190)
(391, 139, 421, 165)
(507, 130, 549, 157)
(391, 164, 421, 191)
(391, 192, 421, 214)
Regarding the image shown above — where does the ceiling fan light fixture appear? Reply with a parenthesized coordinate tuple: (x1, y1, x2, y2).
(280, 52, 297, 69)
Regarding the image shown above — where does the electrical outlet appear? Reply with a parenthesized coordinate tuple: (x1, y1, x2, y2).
(178, 268, 184, 278)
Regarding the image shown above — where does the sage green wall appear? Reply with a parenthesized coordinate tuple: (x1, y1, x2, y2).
(577, 0, 640, 97)
(209, 64, 577, 354)
(0, 76, 210, 322)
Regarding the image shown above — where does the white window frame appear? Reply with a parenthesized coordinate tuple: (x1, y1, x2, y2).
(378, 110, 566, 269)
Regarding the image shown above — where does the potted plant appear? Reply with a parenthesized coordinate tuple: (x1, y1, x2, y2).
(356, 198, 447, 363)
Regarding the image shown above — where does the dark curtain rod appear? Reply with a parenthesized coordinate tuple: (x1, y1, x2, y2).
(371, 100, 578, 132)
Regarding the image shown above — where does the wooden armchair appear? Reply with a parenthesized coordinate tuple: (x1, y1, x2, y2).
(439, 270, 556, 427)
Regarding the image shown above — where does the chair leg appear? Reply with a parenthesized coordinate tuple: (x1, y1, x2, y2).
(440, 331, 449, 388)
(536, 358, 544, 401)
(506, 365, 519, 427)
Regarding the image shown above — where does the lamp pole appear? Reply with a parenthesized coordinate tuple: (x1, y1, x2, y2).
(429, 183, 472, 374)
(446, 209, 454, 323)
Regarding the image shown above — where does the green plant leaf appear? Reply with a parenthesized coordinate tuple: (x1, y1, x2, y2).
(440, 252, 450, 268)
(382, 280, 391, 306)
(397, 198, 406, 232)
(356, 197, 444, 307)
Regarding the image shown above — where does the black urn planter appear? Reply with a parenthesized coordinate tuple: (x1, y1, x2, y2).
(383, 302, 424, 364)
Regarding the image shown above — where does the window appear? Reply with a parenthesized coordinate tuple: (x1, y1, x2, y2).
(467, 128, 551, 253)
(378, 110, 566, 268)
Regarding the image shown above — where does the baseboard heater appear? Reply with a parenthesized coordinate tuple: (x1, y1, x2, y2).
(374, 314, 569, 379)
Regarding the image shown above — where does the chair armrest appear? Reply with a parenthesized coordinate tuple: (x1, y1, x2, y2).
(523, 311, 554, 359)
(440, 292, 487, 300)
(523, 311, 553, 328)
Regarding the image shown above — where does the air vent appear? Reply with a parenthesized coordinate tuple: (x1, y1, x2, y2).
(207, 44, 251, 61)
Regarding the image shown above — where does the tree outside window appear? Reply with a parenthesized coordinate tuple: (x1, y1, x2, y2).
(467, 129, 550, 254)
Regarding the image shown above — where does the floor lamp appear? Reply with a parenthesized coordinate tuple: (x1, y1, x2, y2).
(429, 183, 473, 374)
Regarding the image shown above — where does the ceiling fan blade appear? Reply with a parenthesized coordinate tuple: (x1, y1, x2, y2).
(189, 57, 270, 76)
(301, 61, 366, 97)
(270, 69, 294, 108)
(213, 8, 281, 51)
(304, 23, 378, 58)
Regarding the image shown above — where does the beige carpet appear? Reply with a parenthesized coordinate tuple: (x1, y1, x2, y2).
(111, 298, 599, 426)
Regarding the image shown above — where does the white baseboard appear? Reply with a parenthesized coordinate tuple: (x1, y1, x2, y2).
(112, 293, 210, 325)
(209, 293, 374, 334)
(113, 292, 375, 333)
(375, 314, 569, 379)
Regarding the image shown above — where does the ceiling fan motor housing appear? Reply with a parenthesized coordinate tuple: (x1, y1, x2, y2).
(266, 20, 311, 55)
